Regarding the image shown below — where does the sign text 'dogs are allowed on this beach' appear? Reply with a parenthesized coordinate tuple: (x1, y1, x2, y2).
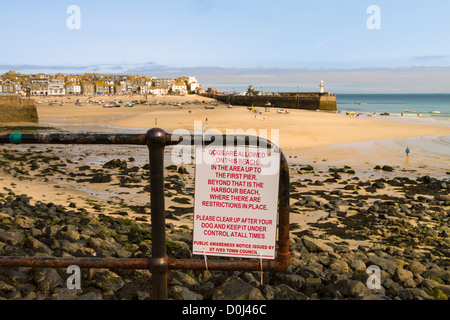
(193, 146, 280, 259)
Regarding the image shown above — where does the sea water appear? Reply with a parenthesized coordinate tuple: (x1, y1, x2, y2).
(304, 94, 450, 178)
(336, 94, 450, 126)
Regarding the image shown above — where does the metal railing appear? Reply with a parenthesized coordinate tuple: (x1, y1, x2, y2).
(0, 128, 290, 299)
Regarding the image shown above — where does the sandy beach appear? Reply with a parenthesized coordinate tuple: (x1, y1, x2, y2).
(34, 95, 450, 149)
(32, 94, 450, 177)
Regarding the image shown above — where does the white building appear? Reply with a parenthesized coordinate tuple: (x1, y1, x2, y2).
(138, 83, 151, 95)
(30, 79, 49, 96)
(188, 81, 200, 92)
(170, 81, 188, 95)
(48, 79, 65, 96)
(65, 82, 81, 95)
(150, 86, 169, 95)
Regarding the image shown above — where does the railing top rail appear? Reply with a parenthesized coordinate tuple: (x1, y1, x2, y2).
(0, 130, 279, 150)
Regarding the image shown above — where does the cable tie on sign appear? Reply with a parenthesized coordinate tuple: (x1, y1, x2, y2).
(259, 251, 263, 287)
(203, 248, 208, 271)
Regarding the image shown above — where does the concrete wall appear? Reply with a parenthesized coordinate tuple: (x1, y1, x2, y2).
(210, 94, 337, 111)
(0, 94, 38, 123)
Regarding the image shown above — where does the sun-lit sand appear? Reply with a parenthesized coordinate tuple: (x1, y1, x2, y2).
(35, 94, 450, 152)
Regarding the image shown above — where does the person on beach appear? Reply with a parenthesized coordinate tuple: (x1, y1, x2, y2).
(405, 146, 410, 157)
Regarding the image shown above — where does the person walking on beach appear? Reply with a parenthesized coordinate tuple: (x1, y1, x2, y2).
(405, 146, 410, 157)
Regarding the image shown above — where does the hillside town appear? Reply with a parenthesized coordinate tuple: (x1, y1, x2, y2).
(0, 70, 207, 96)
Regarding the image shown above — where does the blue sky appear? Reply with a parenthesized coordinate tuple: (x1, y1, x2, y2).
(1, 0, 450, 93)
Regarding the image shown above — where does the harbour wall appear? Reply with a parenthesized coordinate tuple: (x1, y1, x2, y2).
(208, 93, 337, 111)
(0, 95, 39, 123)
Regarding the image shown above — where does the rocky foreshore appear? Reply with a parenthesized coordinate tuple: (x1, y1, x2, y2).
(0, 144, 449, 300)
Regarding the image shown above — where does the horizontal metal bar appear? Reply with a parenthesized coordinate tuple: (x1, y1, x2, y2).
(0, 255, 290, 272)
(168, 252, 290, 273)
(0, 131, 278, 150)
(0, 132, 148, 145)
(0, 256, 150, 269)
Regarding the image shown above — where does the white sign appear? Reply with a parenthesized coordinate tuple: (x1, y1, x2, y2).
(193, 145, 280, 259)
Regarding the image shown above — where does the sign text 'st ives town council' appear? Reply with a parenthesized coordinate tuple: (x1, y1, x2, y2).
(193, 146, 280, 259)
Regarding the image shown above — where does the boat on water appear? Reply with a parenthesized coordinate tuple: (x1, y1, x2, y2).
(379, 112, 390, 116)
(405, 109, 416, 113)
(430, 110, 440, 114)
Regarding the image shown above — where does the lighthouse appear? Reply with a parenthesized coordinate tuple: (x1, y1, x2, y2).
(320, 80, 324, 94)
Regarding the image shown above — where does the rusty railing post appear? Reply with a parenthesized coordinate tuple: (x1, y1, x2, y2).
(146, 128, 169, 300)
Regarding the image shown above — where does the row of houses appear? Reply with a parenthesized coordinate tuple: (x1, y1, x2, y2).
(0, 71, 205, 96)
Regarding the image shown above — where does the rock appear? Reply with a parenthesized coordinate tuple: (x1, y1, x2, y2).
(361, 293, 391, 300)
(394, 268, 414, 283)
(426, 289, 448, 300)
(350, 259, 366, 271)
(276, 274, 305, 291)
(0, 280, 16, 294)
(373, 181, 385, 189)
(76, 292, 103, 300)
(212, 276, 264, 300)
(272, 284, 308, 300)
(44, 225, 62, 237)
(334, 279, 369, 297)
(89, 173, 112, 183)
(50, 288, 80, 300)
(381, 165, 394, 172)
(432, 285, 450, 297)
(91, 269, 125, 292)
(3, 269, 30, 284)
(436, 194, 450, 202)
(24, 236, 53, 254)
(0, 229, 24, 245)
(422, 269, 450, 283)
(168, 271, 198, 289)
(420, 175, 432, 184)
(33, 268, 63, 293)
(103, 159, 127, 169)
(177, 166, 189, 174)
(14, 216, 35, 229)
(302, 236, 334, 253)
(368, 256, 397, 275)
(305, 277, 322, 286)
(408, 261, 427, 275)
(329, 260, 350, 273)
(170, 285, 203, 300)
(58, 225, 81, 242)
(399, 288, 433, 300)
